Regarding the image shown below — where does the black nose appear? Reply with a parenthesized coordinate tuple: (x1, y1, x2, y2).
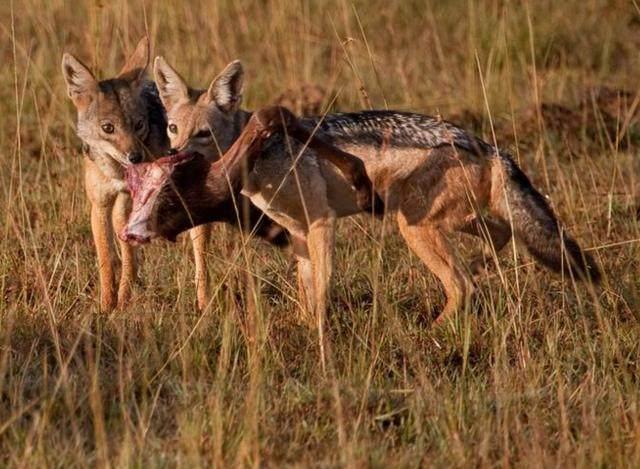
(128, 152, 143, 164)
(167, 148, 178, 156)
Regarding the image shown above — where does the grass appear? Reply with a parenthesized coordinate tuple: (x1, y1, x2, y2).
(1, 0, 640, 466)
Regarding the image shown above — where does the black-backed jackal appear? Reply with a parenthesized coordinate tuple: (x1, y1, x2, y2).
(124, 57, 601, 327)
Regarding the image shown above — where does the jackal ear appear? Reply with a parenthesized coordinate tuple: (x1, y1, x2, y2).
(61, 53, 98, 110)
(154, 56, 190, 112)
(118, 36, 150, 84)
(207, 60, 243, 112)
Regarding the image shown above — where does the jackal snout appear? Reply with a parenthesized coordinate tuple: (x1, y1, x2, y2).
(127, 150, 144, 164)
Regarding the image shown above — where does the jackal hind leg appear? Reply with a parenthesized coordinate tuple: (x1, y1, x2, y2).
(459, 216, 511, 279)
(91, 201, 116, 311)
(397, 212, 474, 325)
(189, 224, 212, 310)
(112, 192, 137, 309)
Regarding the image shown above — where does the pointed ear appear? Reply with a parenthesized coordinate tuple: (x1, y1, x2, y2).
(206, 60, 243, 112)
(154, 56, 190, 112)
(118, 36, 150, 83)
(61, 53, 98, 110)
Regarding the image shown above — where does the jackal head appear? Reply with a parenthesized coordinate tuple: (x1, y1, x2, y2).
(62, 37, 154, 167)
(153, 56, 244, 159)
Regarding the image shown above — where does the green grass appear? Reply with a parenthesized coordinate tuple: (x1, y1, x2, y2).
(1, 0, 640, 466)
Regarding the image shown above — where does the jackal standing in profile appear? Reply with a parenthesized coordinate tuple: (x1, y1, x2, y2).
(141, 57, 601, 325)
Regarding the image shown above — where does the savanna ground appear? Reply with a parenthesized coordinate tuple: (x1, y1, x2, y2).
(1, 0, 640, 466)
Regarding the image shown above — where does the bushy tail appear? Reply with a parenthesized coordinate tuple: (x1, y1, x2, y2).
(492, 154, 601, 283)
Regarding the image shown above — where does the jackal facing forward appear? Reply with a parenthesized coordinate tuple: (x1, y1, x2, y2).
(62, 37, 170, 310)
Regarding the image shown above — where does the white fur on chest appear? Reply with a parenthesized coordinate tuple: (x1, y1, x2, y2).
(84, 155, 128, 206)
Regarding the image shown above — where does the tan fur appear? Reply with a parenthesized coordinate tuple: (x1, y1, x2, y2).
(242, 141, 510, 322)
(85, 158, 120, 310)
(155, 57, 250, 310)
(112, 191, 137, 307)
(63, 39, 213, 310)
(85, 152, 139, 310)
(190, 224, 211, 309)
(149, 58, 533, 325)
(154, 57, 246, 159)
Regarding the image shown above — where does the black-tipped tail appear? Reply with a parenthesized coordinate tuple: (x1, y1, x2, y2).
(496, 154, 601, 283)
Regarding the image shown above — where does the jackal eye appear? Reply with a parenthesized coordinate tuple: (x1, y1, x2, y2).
(101, 123, 115, 134)
(168, 123, 178, 134)
(134, 119, 145, 131)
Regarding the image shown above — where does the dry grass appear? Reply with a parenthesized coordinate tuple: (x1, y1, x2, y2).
(1, 0, 640, 466)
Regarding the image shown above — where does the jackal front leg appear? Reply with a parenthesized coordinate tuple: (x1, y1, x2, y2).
(112, 191, 137, 309)
(292, 235, 315, 325)
(190, 224, 211, 310)
(307, 215, 336, 322)
(91, 201, 116, 311)
(307, 213, 336, 372)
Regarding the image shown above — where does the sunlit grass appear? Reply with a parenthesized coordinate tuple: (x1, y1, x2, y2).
(0, 0, 639, 466)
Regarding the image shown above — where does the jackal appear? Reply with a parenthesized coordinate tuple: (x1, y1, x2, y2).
(140, 57, 600, 325)
(61, 37, 165, 310)
(61, 39, 286, 311)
